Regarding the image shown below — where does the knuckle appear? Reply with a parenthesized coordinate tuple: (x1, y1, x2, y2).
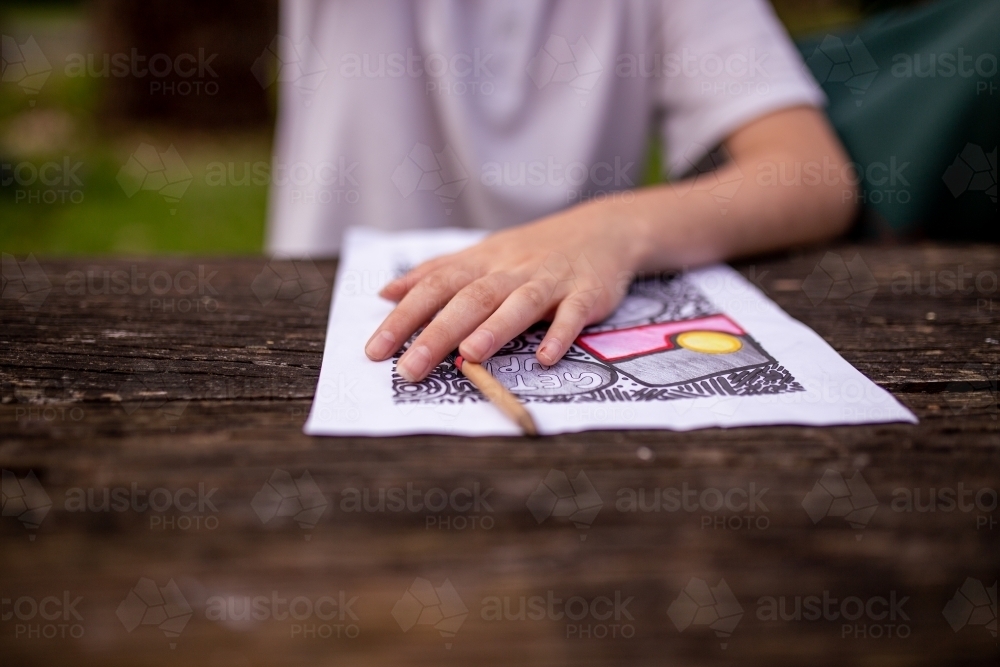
(518, 282, 551, 310)
(553, 304, 590, 331)
(461, 279, 500, 312)
(415, 272, 454, 302)
(540, 251, 573, 280)
(563, 295, 594, 318)
(427, 269, 453, 291)
(408, 289, 439, 312)
(446, 268, 474, 292)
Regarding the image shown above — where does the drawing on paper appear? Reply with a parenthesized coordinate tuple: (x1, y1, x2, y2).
(392, 274, 804, 404)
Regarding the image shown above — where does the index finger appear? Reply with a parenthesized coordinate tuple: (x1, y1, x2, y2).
(364, 267, 474, 361)
(395, 272, 517, 382)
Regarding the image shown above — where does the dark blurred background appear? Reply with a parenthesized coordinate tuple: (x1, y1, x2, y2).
(0, 0, 927, 255)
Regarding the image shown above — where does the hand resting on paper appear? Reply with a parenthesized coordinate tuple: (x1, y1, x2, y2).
(368, 209, 642, 382)
(365, 107, 858, 382)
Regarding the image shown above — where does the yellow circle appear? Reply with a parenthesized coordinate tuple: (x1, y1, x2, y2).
(675, 331, 743, 354)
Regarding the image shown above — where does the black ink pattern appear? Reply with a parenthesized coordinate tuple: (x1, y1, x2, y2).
(391, 275, 804, 404)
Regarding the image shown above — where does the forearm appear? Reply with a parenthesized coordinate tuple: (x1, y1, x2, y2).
(370, 108, 858, 378)
(598, 107, 858, 273)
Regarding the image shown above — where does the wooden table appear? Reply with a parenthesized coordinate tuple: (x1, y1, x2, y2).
(2, 244, 997, 666)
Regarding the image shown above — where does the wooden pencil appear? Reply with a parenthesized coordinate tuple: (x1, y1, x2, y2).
(454, 355, 538, 437)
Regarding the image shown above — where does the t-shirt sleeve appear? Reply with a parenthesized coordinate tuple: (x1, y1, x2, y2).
(658, 0, 825, 177)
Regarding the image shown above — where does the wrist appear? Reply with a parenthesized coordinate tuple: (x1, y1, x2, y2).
(591, 194, 655, 273)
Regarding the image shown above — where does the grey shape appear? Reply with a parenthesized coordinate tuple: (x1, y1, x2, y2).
(434, 144, 468, 187)
(801, 482, 835, 523)
(543, 469, 574, 498)
(16, 35, 52, 76)
(801, 253, 875, 309)
(943, 585, 977, 631)
(818, 469, 851, 497)
(1, 35, 22, 67)
(526, 480, 559, 523)
(142, 605, 167, 626)
(808, 35, 877, 92)
(845, 471, 877, 510)
(942, 155, 975, 197)
(668, 578, 743, 639)
(943, 144, 998, 201)
(252, 469, 327, 529)
(525, 470, 602, 527)
(844, 37, 878, 77)
(2, 498, 27, 517)
(250, 481, 283, 523)
(846, 255, 878, 295)
(2, 469, 25, 504)
(570, 472, 602, 508)
(160, 145, 192, 184)
(250, 266, 282, 305)
(844, 504, 878, 527)
(392, 156, 425, 198)
(684, 578, 715, 608)
(693, 605, 719, 625)
(802, 264, 834, 306)
(828, 62, 854, 82)
(1, 470, 51, 528)
(270, 469, 298, 497)
(1, 254, 52, 311)
(612, 338, 769, 387)
(551, 496, 577, 517)
(818, 252, 851, 283)
(711, 613, 743, 635)
(161, 579, 193, 620)
(598, 295, 664, 329)
(251, 40, 281, 88)
(961, 577, 993, 607)
(827, 496, 855, 517)
(667, 590, 699, 631)
(117, 155, 149, 198)
(961, 143, 992, 172)
(711, 578, 744, 615)
(392, 590, 423, 632)
(803, 469, 877, 528)
(436, 579, 469, 620)
(116, 590, 148, 632)
(133, 577, 165, 606)
(570, 504, 601, 526)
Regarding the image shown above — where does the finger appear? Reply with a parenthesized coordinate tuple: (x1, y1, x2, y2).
(396, 273, 516, 381)
(536, 288, 603, 365)
(458, 277, 561, 363)
(379, 256, 449, 301)
(365, 267, 473, 361)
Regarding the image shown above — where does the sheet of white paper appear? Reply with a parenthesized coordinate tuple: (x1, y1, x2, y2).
(305, 227, 917, 436)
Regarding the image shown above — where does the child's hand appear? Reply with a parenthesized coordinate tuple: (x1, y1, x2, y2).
(364, 203, 647, 382)
(364, 108, 859, 383)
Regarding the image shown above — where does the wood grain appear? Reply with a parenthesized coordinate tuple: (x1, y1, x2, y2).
(1, 244, 997, 667)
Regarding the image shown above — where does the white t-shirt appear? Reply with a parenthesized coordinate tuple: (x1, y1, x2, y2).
(266, 0, 824, 255)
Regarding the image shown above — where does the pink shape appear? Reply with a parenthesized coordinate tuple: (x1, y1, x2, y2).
(577, 315, 745, 362)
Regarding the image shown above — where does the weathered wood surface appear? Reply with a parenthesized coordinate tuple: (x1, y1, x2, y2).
(1, 244, 997, 667)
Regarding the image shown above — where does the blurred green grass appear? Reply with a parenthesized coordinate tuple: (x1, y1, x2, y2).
(2, 1, 864, 256)
(0, 2, 270, 255)
(1, 137, 269, 254)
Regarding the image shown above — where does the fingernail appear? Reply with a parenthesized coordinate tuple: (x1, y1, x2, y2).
(398, 345, 432, 381)
(365, 330, 396, 360)
(463, 329, 495, 361)
(538, 338, 562, 364)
